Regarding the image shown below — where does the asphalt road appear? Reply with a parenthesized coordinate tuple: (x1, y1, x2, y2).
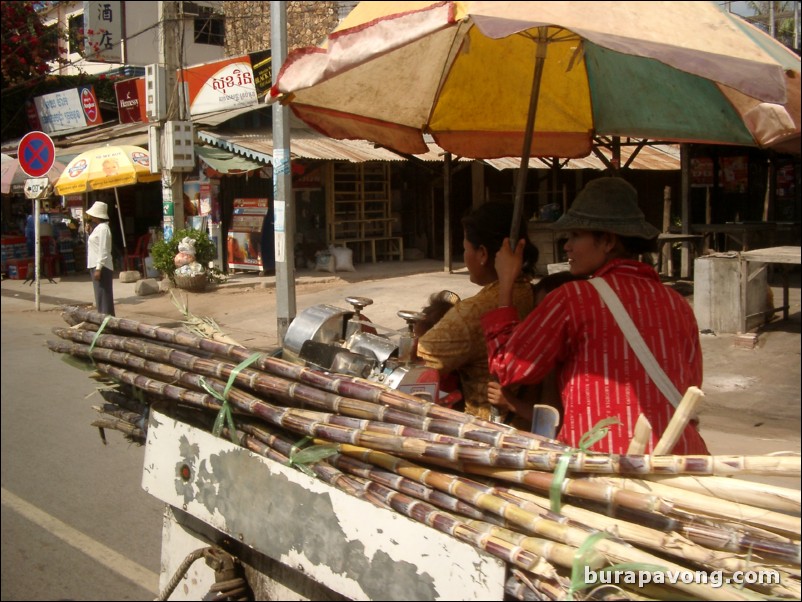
(0, 295, 163, 601)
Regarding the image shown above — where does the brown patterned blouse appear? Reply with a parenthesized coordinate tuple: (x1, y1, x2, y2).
(417, 280, 535, 421)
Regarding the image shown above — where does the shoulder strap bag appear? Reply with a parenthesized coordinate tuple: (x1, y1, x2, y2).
(588, 277, 681, 408)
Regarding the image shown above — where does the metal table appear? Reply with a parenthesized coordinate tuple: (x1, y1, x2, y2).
(739, 246, 801, 333)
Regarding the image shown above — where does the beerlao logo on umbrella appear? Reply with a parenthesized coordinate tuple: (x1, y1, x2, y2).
(68, 159, 88, 178)
(131, 151, 150, 168)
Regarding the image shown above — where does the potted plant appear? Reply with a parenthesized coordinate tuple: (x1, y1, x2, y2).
(150, 228, 226, 288)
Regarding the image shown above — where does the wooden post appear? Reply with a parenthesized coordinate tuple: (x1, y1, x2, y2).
(763, 161, 774, 222)
(701, 185, 712, 255)
(680, 144, 691, 278)
(661, 186, 671, 276)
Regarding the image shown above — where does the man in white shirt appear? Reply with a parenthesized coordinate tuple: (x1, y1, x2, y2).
(85, 201, 115, 316)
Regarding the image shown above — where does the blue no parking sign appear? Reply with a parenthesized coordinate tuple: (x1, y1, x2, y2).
(18, 131, 56, 178)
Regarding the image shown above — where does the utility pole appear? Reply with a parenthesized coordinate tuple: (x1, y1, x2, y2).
(158, 1, 185, 237)
(271, 1, 296, 343)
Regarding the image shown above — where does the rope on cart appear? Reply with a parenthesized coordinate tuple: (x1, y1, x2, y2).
(156, 546, 209, 601)
(155, 546, 253, 601)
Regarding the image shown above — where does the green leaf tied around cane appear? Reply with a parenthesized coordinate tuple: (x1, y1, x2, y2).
(550, 417, 621, 514)
(286, 436, 339, 478)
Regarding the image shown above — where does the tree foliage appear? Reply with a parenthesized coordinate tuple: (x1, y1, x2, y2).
(747, 1, 800, 52)
(0, 1, 64, 88)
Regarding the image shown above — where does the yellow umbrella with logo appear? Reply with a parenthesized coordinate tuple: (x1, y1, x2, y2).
(54, 145, 161, 255)
(53, 145, 159, 195)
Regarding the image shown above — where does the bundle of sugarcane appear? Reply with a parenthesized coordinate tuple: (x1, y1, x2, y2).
(49, 307, 801, 601)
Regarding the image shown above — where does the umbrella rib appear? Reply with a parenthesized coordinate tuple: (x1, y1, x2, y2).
(426, 21, 473, 132)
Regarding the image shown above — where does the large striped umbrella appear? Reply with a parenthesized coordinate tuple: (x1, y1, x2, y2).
(272, 1, 800, 238)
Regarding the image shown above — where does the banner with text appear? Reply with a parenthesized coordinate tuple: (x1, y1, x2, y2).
(32, 85, 104, 134)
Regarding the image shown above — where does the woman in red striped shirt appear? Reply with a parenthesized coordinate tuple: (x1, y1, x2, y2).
(482, 178, 709, 455)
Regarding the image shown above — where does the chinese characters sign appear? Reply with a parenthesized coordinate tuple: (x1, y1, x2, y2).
(84, 1, 123, 63)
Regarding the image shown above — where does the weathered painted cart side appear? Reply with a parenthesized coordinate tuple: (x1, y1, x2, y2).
(143, 407, 506, 601)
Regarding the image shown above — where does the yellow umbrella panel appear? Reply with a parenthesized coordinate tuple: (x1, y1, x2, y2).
(54, 145, 161, 254)
(54, 145, 160, 196)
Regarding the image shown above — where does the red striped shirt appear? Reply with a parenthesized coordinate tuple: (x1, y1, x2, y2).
(482, 259, 709, 455)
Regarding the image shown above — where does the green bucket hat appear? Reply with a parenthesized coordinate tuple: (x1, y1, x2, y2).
(552, 177, 659, 240)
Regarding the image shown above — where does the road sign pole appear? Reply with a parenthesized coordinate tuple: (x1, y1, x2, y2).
(25, 177, 53, 311)
(34, 198, 40, 311)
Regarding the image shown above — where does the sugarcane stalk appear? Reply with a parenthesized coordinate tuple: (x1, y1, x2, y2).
(642, 474, 801, 514)
(627, 414, 652, 455)
(465, 519, 600, 571)
(505, 569, 575, 601)
(58, 307, 565, 449)
(235, 420, 495, 521)
(51, 314, 793, 599)
(230, 425, 572, 588)
(653, 387, 704, 455)
(45, 334, 802, 479)
(51, 326, 565, 453)
(462, 463, 675, 516)
(350, 473, 571, 581)
(233, 427, 377, 505)
(497, 487, 802, 598)
(90, 417, 145, 440)
(584, 475, 801, 539)
(328, 444, 767, 601)
(61, 332, 792, 564)
(45, 336, 800, 475)
(92, 404, 145, 427)
(487, 465, 800, 560)
(55, 311, 802, 476)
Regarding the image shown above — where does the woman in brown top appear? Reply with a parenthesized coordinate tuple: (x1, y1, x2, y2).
(416, 201, 538, 422)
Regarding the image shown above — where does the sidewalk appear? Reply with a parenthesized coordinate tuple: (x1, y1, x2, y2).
(0, 258, 460, 316)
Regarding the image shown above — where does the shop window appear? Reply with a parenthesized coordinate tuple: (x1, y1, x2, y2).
(194, 16, 224, 46)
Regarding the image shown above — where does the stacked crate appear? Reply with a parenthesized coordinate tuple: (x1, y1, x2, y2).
(1, 235, 30, 277)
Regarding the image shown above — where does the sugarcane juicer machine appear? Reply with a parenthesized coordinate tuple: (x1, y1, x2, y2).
(280, 295, 445, 402)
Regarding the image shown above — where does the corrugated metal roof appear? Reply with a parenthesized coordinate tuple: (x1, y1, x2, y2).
(199, 124, 680, 170)
(483, 144, 680, 171)
(197, 127, 409, 163)
(52, 121, 151, 157)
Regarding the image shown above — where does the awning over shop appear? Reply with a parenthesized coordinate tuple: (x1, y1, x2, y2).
(195, 145, 266, 173)
(197, 127, 408, 164)
(484, 143, 681, 171)
(53, 121, 150, 157)
(198, 125, 680, 171)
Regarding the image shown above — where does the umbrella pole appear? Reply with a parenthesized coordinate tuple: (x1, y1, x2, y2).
(114, 188, 127, 266)
(510, 29, 548, 243)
